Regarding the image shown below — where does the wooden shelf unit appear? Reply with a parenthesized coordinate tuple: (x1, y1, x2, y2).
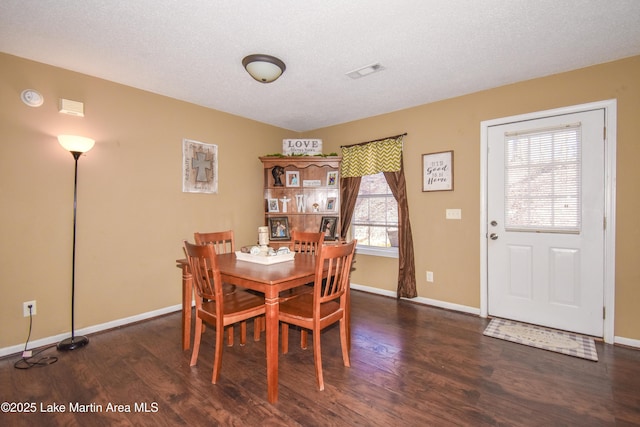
(260, 156, 341, 244)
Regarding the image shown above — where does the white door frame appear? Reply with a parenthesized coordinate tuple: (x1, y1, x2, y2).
(480, 99, 617, 344)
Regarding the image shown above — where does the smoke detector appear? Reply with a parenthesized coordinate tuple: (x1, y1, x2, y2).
(20, 89, 44, 107)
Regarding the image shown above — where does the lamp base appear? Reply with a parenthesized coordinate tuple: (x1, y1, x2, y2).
(57, 335, 89, 351)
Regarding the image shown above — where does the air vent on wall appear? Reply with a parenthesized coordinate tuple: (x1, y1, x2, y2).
(59, 98, 85, 117)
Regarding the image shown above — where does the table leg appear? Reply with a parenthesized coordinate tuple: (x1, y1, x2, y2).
(181, 265, 192, 351)
(265, 295, 279, 403)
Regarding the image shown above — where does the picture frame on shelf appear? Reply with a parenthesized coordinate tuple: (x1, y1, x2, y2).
(269, 217, 290, 240)
(286, 171, 300, 187)
(326, 170, 338, 187)
(267, 198, 279, 213)
(422, 150, 454, 192)
(326, 197, 336, 211)
(319, 216, 338, 241)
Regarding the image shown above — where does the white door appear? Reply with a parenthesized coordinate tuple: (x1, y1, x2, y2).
(487, 109, 605, 337)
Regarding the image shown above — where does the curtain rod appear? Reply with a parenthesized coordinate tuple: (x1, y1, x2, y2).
(340, 132, 407, 148)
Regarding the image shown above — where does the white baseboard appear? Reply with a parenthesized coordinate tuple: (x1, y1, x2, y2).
(0, 304, 182, 358)
(350, 283, 398, 298)
(614, 336, 640, 349)
(350, 283, 480, 315)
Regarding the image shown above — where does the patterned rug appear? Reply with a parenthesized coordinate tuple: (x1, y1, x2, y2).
(483, 318, 598, 362)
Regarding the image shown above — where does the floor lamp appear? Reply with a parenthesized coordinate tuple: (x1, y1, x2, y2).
(57, 135, 95, 351)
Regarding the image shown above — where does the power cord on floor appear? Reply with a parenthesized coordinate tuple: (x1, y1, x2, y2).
(13, 304, 58, 369)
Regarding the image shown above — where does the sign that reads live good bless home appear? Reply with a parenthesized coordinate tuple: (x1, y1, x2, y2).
(282, 139, 322, 156)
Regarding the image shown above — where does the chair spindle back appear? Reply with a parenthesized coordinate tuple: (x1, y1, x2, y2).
(183, 240, 222, 303)
(291, 230, 325, 254)
(194, 230, 235, 254)
(315, 240, 356, 305)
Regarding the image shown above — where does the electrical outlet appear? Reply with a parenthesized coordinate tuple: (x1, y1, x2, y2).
(426, 271, 434, 282)
(23, 300, 36, 317)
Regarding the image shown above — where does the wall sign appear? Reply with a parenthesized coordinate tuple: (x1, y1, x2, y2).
(282, 139, 322, 155)
(422, 150, 453, 192)
(182, 139, 218, 194)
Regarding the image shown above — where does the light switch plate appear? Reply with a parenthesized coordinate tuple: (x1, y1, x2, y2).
(446, 208, 462, 220)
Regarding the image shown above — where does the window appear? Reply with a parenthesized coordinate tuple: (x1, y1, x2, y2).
(352, 172, 398, 255)
(505, 123, 582, 233)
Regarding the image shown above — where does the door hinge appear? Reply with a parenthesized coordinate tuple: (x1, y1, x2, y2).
(603, 306, 606, 319)
(604, 216, 607, 230)
(603, 126, 607, 141)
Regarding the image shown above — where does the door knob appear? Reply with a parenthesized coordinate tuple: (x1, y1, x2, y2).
(489, 233, 498, 240)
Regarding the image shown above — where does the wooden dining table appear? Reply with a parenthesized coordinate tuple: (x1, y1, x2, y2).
(176, 252, 329, 403)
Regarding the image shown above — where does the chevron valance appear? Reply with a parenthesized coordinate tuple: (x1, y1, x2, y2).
(340, 135, 404, 177)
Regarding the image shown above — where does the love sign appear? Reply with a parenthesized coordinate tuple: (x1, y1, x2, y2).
(282, 139, 323, 156)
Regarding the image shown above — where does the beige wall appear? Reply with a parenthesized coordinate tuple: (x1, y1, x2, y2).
(308, 55, 640, 341)
(0, 53, 292, 348)
(2, 52, 638, 350)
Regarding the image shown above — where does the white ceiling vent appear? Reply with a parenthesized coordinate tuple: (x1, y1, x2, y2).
(346, 63, 385, 79)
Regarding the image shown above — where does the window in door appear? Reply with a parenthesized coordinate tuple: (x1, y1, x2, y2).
(504, 123, 582, 233)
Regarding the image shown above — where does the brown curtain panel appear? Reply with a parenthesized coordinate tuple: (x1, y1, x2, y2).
(340, 134, 416, 299)
(339, 176, 361, 239)
(384, 162, 417, 298)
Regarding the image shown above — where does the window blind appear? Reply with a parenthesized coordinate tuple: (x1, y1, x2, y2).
(504, 123, 582, 233)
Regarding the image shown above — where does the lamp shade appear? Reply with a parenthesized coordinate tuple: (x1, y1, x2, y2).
(242, 54, 286, 83)
(58, 135, 95, 153)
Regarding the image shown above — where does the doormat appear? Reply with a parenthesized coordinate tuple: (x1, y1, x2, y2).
(483, 318, 598, 362)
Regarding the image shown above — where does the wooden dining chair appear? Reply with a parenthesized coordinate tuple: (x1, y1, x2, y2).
(183, 240, 266, 384)
(194, 230, 237, 344)
(280, 230, 325, 348)
(279, 240, 356, 391)
(194, 230, 261, 345)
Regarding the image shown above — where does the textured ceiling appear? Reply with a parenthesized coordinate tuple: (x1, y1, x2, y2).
(1, 0, 640, 132)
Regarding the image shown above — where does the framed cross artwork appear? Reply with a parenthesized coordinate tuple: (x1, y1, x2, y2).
(182, 139, 218, 194)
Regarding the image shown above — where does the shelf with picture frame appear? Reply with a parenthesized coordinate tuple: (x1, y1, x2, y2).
(260, 156, 342, 246)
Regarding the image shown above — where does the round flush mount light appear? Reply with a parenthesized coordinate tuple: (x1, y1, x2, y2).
(21, 89, 44, 107)
(242, 54, 286, 83)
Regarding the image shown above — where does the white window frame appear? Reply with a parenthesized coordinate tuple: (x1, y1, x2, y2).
(356, 245, 398, 258)
(352, 173, 399, 258)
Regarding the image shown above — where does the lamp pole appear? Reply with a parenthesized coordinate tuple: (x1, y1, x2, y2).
(57, 136, 94, 351)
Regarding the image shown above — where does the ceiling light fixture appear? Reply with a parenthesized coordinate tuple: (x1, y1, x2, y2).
(242, 54, 286, 83)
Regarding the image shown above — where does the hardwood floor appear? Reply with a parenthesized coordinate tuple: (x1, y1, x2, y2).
(1, 290, 639, 426)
